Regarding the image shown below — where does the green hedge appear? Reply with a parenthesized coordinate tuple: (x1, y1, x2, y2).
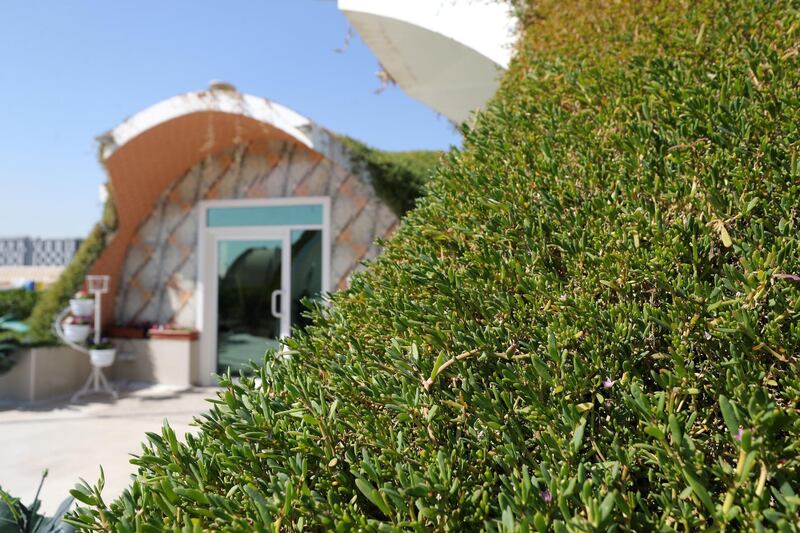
(69, 1, 800, 530)
(0, 289, 38, 321)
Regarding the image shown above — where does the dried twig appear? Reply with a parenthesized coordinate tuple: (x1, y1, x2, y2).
(422, 343, 518, 391)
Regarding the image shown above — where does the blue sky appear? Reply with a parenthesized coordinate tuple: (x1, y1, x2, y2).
(0, 1, 460, 238)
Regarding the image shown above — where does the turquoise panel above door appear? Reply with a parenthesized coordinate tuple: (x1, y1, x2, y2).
(207, 204, 323, 227)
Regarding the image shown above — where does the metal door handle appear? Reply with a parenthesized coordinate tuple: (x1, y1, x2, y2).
(271, 290, 282, 319)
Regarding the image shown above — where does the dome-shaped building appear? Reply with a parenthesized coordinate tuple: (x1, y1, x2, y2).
(88, 85, 427, 385)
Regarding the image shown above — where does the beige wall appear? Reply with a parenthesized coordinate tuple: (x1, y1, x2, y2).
(0, 346, 90, 403)
(0, 340, 202, 405)
(110, 338, 199, 387)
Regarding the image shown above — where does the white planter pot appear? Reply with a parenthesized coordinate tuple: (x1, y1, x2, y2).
(90, 348, 116, 368)
(70, 298, 95, 318)
(63, 324, 91, 343)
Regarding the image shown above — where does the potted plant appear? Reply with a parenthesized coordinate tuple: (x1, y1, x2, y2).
(62, 315, 91, 343)
(69, 289, 95, 317)
(88, 338, 115, 368)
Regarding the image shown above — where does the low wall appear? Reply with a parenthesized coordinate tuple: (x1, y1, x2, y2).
(110, 338, 200, 388)
(0, 338, 201, 405)
(0, 346, 89, 403)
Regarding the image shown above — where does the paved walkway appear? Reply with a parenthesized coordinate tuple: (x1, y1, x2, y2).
(0, 385, 218, 514)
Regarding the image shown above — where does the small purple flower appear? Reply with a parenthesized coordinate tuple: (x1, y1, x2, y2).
(602, 377, 615, 389)
(541, 489, 552, 503)
(735, 427, 744, 442)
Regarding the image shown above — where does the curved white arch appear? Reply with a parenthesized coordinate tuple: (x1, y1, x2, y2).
(99, 88, 319, 160)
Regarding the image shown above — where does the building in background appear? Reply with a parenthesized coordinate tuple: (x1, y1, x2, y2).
(0, 237, 82, 288)
(339, 0, 517, 124)
(87, 84, 409, 385)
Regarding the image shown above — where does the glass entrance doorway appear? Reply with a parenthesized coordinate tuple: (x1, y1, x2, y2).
(201, 198, 330, 381)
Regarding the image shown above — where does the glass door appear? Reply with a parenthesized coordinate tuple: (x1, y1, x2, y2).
(214, 234, 289, 374)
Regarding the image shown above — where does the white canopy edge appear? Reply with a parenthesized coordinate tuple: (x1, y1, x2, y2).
(339, 0, 517, 123)
(99, 88, 319, 160)
(338, 0, 517, 69)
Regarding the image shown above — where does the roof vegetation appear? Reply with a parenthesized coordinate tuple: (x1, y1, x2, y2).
(340, 136, 442, 217)
(69, 0, 800, 530)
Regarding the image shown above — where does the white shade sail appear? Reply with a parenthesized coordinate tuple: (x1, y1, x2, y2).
(339, 0, 517, 124)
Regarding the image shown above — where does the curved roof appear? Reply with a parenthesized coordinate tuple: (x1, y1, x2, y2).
(96, 87, 344, 237)
(99, 87, 319, 160)
(339, 0, 517, 123)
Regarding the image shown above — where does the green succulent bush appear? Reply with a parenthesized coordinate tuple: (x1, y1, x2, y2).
(1, 472, 74, 533)
(69, 0, 800, 530)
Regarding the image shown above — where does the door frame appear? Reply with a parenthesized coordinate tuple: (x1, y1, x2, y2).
(197, 197, 330, 385)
